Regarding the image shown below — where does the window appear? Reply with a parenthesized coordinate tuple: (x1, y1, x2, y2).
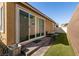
(39, 19, 44, 36)
(29, 14, 35, 39)
(40, 19, 44, 36)
(19, 10, 29, 42)
(36, 18, 40, 37)
(36, 18, 44, 37)
(0, 7, 3, 32)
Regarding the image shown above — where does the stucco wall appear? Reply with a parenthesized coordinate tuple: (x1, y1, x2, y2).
(67, 6, 79, 55)
(6, 2, 16, 45)
(46, 19, 55, 34)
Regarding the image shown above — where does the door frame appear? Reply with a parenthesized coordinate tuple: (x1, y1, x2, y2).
(16, 4, 28, 43)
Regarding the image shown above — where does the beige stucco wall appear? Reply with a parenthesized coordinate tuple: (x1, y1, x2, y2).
(46, 19, 55, 34)
(67, 6, 79, 55)
(6, 2, 16, 45)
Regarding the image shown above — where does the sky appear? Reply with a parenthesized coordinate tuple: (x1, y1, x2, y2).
(29, 2, 79, 25)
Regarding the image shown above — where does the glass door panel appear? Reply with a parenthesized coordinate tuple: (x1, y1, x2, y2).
(19, 10, 29, 42)
(39, 19, 44, 36)
(29, 14, 35, 39)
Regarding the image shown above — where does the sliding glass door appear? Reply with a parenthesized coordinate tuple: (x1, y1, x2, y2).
(39, 19, 44, 36)
(36, 18, 44, 37)
(36, 18, 40, 37)
(29, 14, 35, 39)
(19, 10, 29, 42)
(19, 9, 45, 43)
(40, 19, 44, 36)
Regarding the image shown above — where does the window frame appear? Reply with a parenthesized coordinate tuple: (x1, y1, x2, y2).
(16, 4, 46, 43)
(0, 7, 4, 32)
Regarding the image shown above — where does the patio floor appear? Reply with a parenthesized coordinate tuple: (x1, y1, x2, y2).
(19, 37, 51, 56)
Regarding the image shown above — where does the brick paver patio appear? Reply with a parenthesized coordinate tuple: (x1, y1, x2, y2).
(19, 37, 51, 56)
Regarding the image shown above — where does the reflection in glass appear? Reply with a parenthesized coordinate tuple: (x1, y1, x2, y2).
(29, 14, 35, 39)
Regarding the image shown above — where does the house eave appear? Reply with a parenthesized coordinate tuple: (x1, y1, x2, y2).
(20, 2, 57, 25)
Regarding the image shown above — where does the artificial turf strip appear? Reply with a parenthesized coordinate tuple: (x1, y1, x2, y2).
(44, 33, 75, 56)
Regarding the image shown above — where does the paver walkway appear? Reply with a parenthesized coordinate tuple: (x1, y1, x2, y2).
(19, 37, 51, 56)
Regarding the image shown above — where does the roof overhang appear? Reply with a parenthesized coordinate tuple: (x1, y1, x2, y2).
(20, 2, 57, 25)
